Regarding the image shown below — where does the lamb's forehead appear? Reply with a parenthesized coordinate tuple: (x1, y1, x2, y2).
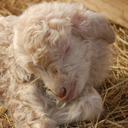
(20, 2, 85, 21)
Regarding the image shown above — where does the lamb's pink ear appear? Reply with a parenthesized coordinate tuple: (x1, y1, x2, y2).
(71, 12, 115, 43)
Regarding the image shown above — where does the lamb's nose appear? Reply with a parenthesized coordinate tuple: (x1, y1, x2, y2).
(59, 87, 67, 98)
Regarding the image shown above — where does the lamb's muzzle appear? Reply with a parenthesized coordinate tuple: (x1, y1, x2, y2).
(58, 87, 67, 98)
(57, 81, 77, 101)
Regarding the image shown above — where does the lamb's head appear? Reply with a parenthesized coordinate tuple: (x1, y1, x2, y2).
(13, 3, 115, 101)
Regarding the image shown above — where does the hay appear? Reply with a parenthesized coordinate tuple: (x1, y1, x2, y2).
(0, 0, 128, 128)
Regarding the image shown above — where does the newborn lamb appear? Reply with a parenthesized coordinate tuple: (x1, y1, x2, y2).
(0, 2, 115, 128)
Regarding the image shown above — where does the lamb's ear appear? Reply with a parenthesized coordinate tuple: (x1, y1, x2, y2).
(13, 34, 45, 80)
(71, 12, 115, 44)
(14, 41, 47, 79)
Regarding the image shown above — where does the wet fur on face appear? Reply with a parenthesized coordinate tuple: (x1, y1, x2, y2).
(0, 2, 115, 128)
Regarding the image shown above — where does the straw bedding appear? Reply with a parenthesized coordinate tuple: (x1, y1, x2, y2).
(0, 0, 128, 128)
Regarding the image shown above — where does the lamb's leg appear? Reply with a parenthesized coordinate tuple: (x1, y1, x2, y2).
(7, 84, 57, 128)
(52, 86, 103, 124)
(78, 86, 103, 120)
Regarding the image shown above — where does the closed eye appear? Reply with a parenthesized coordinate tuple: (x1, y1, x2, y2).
(63, 46, 70, 60)
(52, 68, 58, 74)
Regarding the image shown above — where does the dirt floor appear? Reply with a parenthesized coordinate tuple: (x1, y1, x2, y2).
(0, 0, 128, 128)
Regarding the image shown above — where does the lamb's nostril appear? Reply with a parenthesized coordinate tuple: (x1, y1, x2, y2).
(59, 87, 67, 98)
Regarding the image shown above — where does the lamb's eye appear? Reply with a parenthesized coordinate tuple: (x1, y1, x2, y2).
(52, 68, 58, 74)
(63, 46, 70, 61)
(65, 46, 70, 56)
(48, 64, 59, 75)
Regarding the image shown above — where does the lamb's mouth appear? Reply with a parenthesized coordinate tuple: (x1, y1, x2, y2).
(44, 81, 82, 102)
(46, 86, 81, 102)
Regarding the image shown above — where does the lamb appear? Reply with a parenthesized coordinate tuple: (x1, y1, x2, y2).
(0, 2, 115, 128)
